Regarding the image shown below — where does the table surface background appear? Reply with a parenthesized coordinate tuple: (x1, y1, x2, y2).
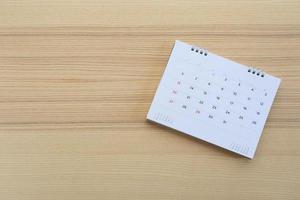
(0, 0, 299, 199)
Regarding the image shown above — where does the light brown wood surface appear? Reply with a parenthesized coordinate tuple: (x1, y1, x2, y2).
(0, 1, 300, 199)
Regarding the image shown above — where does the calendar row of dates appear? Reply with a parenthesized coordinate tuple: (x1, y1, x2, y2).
(165, 95, 260, 131)
(169, 85, 264, 117)
(174, 80, 267, 111)
(172, 64, 270, 101)
(165, 77, 265, 116)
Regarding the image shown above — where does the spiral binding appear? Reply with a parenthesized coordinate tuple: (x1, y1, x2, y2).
(190, 46, 208, 56)
(190, 45, 265, 78)
(247, 67, 265, 78)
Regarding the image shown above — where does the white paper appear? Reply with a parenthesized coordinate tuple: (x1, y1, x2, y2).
(147, 40, 281, 159)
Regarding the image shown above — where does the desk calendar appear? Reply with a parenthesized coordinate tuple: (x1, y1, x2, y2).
(147, 40, 281, 159)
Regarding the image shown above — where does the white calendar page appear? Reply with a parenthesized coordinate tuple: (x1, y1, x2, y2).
(147, 40, 281, 159)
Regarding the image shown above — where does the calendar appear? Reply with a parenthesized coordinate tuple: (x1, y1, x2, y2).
(147, 40, 281, 159)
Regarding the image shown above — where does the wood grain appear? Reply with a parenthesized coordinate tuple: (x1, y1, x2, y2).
(0, 0, 299, 199)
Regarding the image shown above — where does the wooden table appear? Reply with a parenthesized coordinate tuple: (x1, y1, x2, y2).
(0, 1, 299, 199)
